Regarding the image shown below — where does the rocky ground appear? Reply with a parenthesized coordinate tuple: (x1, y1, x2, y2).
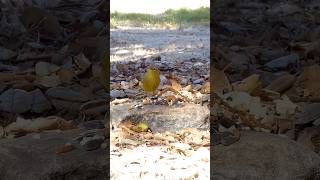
(110, 27, 210, 179)
(212, 0, 320, 179)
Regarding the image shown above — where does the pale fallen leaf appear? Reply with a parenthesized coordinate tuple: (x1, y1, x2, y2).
(232, 74, 261, 95)
(274, 95, 297, 118)
(212, 68, 231, 94)
(55, 143, 75, 155)
(296, 65, 320, 97)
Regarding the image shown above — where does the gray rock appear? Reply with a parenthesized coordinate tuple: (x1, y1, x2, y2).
(0, 47, 17, 60)
(295, 103, 320, 125)
(0, 89, 32, 113)
(80, 99, 107, 115)
(0, 129, 108, 180)
(264, 53, 299, 72)
(74, 129, 105, 151)
(111, 103, 209, 132)
(313, 118, 320, 126)
(51, 99, 82, 111)
(211, 131, 320, 180)
(80, 136, 105, 151)
(30, 89, 51, 113)
(46, 87, 89, 102)
(110, 89, 126, 98)
(192, 78, 204, 84)
(81, 120, 105, 130)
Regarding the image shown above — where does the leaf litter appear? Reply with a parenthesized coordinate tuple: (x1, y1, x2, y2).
(213, 0, 320, 158)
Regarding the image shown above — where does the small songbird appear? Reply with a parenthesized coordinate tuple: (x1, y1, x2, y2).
(141, 66, 160, 95)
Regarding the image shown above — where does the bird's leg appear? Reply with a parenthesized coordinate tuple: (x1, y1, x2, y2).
(150, 90, 158, 100)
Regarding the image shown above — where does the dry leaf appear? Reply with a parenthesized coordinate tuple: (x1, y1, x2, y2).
(55, 143, 75, 155)
(57, 68, 75, 83)
(201, 82, 210, 94)
(74, 52, 91, 72)
(232, 74, 261, 95)
(212, 68, 231, 94)
(266, 74, 296, 93)
(296, 65, 320, 97)
(6, 116, 73, 134)
(35, 75, 61, 87)
(171, 80, 182, 91)
(274, 95, 297, 118)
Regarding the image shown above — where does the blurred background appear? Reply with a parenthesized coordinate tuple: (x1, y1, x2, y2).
(111, 0, 209, 14)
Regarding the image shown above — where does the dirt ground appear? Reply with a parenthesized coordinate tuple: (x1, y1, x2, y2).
(110, 27, 210, 179)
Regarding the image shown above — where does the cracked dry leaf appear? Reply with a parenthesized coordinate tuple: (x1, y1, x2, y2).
(274, 95, 297, 118)
(55, 143, 75, 155)
(212, 68, 231, 94)
(171, 80, 182, 92)
(6, 116, 73, 135)
(232, 74, 261, 95)
(249, 97, 267, 120)
(201, 82, 210, 94)
(296, 65, 320, 97)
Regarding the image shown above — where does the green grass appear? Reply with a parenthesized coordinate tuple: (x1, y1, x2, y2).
(110, 7, 209, 28)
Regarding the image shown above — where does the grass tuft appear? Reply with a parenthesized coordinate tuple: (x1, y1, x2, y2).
(111, 7, 209, 28)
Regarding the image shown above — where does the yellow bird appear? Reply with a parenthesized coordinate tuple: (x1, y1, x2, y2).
(141, 67, 160, 95)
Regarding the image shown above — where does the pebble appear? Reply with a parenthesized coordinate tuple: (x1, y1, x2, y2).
(30, 89, 51, 113)
(220, 131, 240, 146)
(0, 89, 32, 113)
(193, 78, 204, 84)
(46, 87, 89, 102)
(264, 53, 299, 71)
(80, 99, 107, 115)
(80, 136, 105, 151)
(110, 89, 126, 98)
(0, 47, 17, 60)
(81, 120, 105, 130)
(160, 75, 167, 86)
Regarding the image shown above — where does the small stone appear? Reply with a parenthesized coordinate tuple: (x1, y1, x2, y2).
(193, 78, 204, 84)
(46, 87, 89, 102)
(81, 120, 105, 130)
(110, 89, 126, 98)
(0, 89, 32, 113)
(30, 89, 51, 113)
(51, 99, 81, 111)
(220, 131, 240, 146)
(100, 142, 107, 149)
(0, 47, 17, 60)
(80, 136, 105, 151)
(313, 118, 320, 126)
(80, 99, 107, 115)
(74, 53, 91, 72)
(160, 75, 167, 86)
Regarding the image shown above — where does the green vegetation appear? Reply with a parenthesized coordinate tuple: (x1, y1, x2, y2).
(110, 7, 209, 28)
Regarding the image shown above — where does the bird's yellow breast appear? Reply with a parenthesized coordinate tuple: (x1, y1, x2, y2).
(141, 68, 160, 92)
